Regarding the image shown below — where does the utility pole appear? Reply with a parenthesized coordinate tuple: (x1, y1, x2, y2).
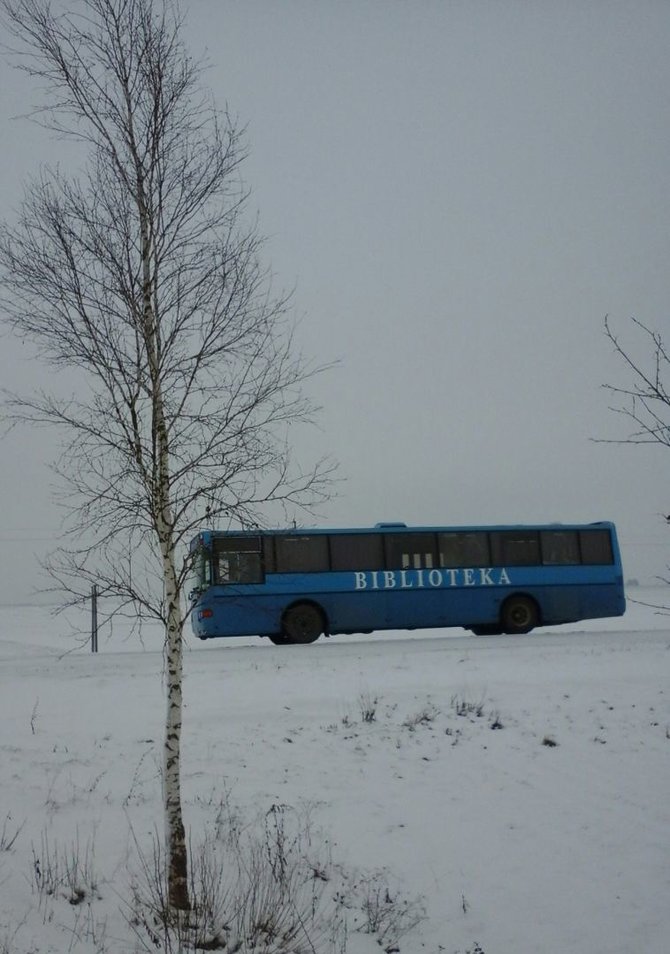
(91, 584, 98, 653)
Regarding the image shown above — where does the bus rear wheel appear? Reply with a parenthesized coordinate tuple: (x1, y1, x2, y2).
(501, 596, 539, 634)
(268, 633, 289, 645)
(281, 603, 324, 644)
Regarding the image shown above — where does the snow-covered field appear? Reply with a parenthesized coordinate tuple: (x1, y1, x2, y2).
(1, 590, 668, 953)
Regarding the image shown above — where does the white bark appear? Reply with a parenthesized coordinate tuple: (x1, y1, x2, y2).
(160, 522, 188, 910)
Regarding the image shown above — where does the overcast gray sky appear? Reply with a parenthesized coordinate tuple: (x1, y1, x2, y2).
(1, 0, 668, 602)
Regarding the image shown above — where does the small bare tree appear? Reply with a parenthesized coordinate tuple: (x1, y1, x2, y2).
(0, 0, 332, 912)
(603, 316, 670, 452)
(603, 316, 669, 590)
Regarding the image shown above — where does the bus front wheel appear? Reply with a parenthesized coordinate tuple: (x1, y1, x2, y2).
(501, 595, 539, 634)
(281, 603, 324, 644)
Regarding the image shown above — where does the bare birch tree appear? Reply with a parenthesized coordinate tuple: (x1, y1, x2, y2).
(0, 0, 331, 911)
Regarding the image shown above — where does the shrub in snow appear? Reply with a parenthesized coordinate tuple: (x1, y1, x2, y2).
(126, 801, 425, 953)
(451, 695, 486, 719)
(358, 690, 379, 724)
(402, 703, 440, 731)
(0, 813, 23, 853)
(31, 828, 100, 912)
(350, 869, 426, 951)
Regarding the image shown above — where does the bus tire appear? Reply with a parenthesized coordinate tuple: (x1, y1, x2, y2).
(501, 595, 539, 634)
(268, 633, 289, 645)
(281, 602, 324, 644)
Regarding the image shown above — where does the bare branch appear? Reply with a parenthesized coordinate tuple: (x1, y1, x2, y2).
(0, 0, 335, 618)
(600, 316, 670, 450)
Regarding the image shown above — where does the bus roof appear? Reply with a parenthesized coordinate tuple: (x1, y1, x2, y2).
(191, 521, 617, 547)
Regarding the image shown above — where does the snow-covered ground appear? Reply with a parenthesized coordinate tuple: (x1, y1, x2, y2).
(1, 589, 668, 953)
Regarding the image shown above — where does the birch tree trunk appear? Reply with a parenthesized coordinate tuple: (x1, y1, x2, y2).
(160, 528, 189, 910)
(147, 287, 189, 910)
(134, 68, 190, 905)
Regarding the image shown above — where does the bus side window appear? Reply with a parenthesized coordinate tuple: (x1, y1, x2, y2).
(262, 536, 275, 573)
(541, 531, 580, 565)
(275, 535, 330, 573)
(490, 531, 540, 566)
(438, 532, 490, 567)
(329, 533, 384, 571)
(385, 533, 437, 570)
(213, 536, 263, 584)
(217, 551, 262, 584)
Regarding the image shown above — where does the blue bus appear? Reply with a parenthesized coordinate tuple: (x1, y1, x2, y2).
(188, 521, 625, 644)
